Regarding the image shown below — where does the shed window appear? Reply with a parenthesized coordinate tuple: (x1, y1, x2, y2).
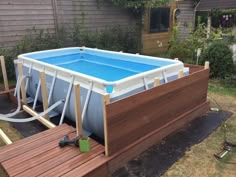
(150, 8, 170, 33)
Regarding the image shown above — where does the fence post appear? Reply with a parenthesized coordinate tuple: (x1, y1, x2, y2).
(17, 62, 27, 104)
(178, 70, 184, 78)
(0, 56, 9, 91)
(74, 83, 83, 136)
(154, 77, 160, 87)
(103, 94, 110, 156)
(40, 71, 49, 119)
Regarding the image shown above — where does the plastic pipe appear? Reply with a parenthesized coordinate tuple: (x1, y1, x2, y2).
(59, 76, 74, 125)
(82, 82, 93, 121)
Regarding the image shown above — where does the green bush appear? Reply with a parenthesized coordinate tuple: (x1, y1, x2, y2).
(200, 41, 234, 78)
(72, 25, 140, 53)
(0, 29, 67, 82)
(168, 41, 195, 63)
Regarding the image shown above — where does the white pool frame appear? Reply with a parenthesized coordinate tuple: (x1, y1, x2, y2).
(18, 47, 188, 98)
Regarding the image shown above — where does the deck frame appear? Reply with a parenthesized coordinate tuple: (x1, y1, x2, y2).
(0, 63, 210, 177)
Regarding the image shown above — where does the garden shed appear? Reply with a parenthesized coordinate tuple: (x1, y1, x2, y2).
(0, 0, 200, 55)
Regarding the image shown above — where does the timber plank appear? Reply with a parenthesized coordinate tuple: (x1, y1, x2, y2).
(107, 69, 209, 117)
(6, 141, 97, 177)
(0, 88, 15, 95)
(0, 125, 75, 162)
(3, 137, 73, 169)
(39, 145, 105, 177)
(106, 69, 209, 155)
(62, 154, 108, 177)
(14, 142, 98, 177)
(0, 124, 70, 155)
(107, 102, 210, 173)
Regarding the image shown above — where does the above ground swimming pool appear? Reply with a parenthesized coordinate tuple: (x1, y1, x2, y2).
(17, 47, 189, 138)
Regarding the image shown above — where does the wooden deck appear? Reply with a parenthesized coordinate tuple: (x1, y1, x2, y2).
(0, 124, 107, 177)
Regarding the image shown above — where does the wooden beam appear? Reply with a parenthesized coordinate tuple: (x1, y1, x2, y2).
(23, 105, 56, 129)
(0, 88, 15, 95)
(153, 77, 160, 87)
(0, 128, 12, 145)
(17, 62, 27, 104)
(178, 70, 184, 78)
(74, 84, 83, 136)
(40, 71, 49, 119)
(204, 61, 210, 69)
(0, 56, 9, 91)
(103, 94, 110, 156)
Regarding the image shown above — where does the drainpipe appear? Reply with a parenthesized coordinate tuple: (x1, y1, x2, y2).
(207, 12, 211, 39)
(52, 0, 59, 34)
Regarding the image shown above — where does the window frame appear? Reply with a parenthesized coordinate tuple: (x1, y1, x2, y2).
(148, 7, 171, 33)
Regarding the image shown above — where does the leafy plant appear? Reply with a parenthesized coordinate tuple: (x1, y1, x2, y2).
(72, 24, 140, 53)
(111, 0, 171, 8)
(0, 28, 67, 82)
(200, 41, 234, 78)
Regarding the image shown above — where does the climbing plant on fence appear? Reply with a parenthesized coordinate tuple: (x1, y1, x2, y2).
(111, 0, 172, 8)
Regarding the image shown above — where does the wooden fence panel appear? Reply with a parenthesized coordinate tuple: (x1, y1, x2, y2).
(0, 0, 55, 48)
(105, 68, 209, 156)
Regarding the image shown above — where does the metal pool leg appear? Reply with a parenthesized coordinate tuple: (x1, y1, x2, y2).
(143, 77, 149, 90)
(48, 71, 57, 105)
(33, 80, 41, 110)
(81, 82, 93, 121)
(59, 76, 74, 125)
(14, 76, 20, 96)
(162, 71, 168, 83)
(25, 63, 33, 92)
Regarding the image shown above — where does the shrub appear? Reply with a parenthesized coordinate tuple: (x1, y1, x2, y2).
(168, 41, 195, 63)
(72, 24, 140, 53)
(200, 41, 234, 78)
(0, 29, 67, 82)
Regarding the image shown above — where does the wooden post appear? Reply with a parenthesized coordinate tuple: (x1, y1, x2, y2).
(0, 128, 12, 145)
(204, 61, 210, 69)
(103, 94, 110, 156)
(154, 77, 160, 87)
(40, 71, 49, 119)
(207, 14, 211, 39)
(17, 62, 27, 104)
(0, 56, 9, 91)
(178, 70, 184, 78)
(74, 84, 83, 136)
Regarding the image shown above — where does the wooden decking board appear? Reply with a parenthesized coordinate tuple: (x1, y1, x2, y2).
(0, 124, 71, 155)
(39, 145, 105, 177)
(6, 141, 98, 177)
(61, 154, 108, 177)
(14, 142, 99, 177)
(2, 133, 75, 169)
(0, 125, 75, 162)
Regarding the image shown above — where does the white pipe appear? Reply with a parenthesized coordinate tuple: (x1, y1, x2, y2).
(0, 99, 64, 123)
(33, 80, 41, 110)
(0, 75, 28, 118)
(82, 82, 93, 121)
(59, 76, 74, 125)
(143, 77, 148, 90)
(48, 71, 57, 105)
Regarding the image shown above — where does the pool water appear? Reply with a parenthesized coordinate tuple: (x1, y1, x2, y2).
(37, 53, 158, 82)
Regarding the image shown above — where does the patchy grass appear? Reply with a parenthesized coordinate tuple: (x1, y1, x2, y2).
(208, 81, 236, 97)
(162, 84, 236, 177)
(0, 121, 22, 177)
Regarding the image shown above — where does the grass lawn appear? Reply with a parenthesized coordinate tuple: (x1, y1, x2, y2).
(163, 83, 236, 177)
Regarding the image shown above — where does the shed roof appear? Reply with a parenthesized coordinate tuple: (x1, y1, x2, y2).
(196, 0, 236, 11)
